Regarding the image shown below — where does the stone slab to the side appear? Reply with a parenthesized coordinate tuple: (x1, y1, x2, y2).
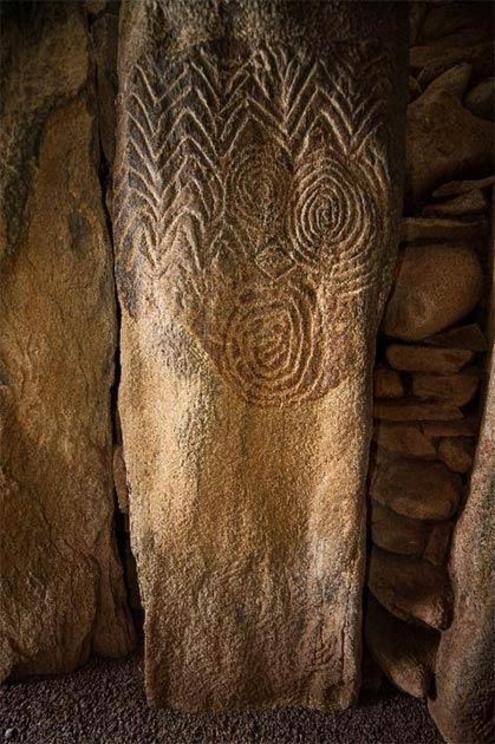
(0, 4, 134, 682)
(114, 0, 407, 712)
(429, 342, 495, 744)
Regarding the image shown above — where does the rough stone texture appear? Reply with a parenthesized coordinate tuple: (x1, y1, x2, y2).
(384, 243, 483, 341)
(406, 81, 493, 207)
(429, 352, 495, 743)
(423, 522, 453, 568)
(90, 11, 119, 167)
(365, 596, 439, 698)
(0, 4, 134, 681)
(373, 399, 463, 422)
(412, 41, 493, 89)
(113, 445, 129, 513)
(369, 549, 453, 630)
(113, 0, 407, 712)
(373, 366, 404, 399)
(421, 63, 471, 100)
(371, 459, 462, 522)
(432, 175, 495, 198)
(437, 436, 475, 474)
(423, 323, 487, 352)
(411, 369, 479, 407)
(400, 215, 487, 243)
(465, 78, 494, 121)
(373, 422, 436, 458)
(386, 344, 473, 374)
(422, 189, 487, 217)
(371, 502, 427, 558)
(421, 418, 478, 438)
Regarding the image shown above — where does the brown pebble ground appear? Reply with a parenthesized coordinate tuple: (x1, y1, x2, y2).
(0, 652, 443, 744)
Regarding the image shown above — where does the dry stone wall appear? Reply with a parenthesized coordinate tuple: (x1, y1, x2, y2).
(365, 5, 494, 741)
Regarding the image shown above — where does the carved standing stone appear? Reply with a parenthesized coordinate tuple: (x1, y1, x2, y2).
(0, 4, 134, 681)
(114, 0, 406, 710)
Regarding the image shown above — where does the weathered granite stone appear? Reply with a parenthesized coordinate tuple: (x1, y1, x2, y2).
(371, 459, 462, 521)
(438, 437, 475, 474)
(429, 354, 495, 743)
(412, 369, 479, 407)
(400, 216, 487, 243)
(422, 190, 487, 217)
(386, 345, 474, 374)
(365, 595, 439, 698)
(422, 63, 471, 99)
(406, 83, 493, 206)
(113, 445, 129, 513)
(113, 0, 407, 711)
(384, 243, 483, 341)
(374, 399, 463, 422)
(371, 502, 427, 557)
(423, 322, 487, 351)
(373, 366, 404, 399)
(423, 521, 453, 567)
(373, 422, 436, 458)
(0, 4, 134, 682)
(369, 549, 453, 630)
(421, 417, 478, 438)
(411, 42, 493, 89)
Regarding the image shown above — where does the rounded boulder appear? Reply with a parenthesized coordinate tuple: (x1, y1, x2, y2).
(384, 243, 483, 341)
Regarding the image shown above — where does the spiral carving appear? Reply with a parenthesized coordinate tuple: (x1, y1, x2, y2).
(221, 281, 325, 406)
(287, 150, 381, 293)
(226, 145, 290, 230)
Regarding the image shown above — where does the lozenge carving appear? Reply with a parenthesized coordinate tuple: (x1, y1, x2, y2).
(114, 42, 393, 406)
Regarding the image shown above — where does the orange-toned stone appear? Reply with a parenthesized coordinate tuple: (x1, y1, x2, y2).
(438, 437, 475, 473)
(423, 323, 487, 352)
(365, 595, 439, 698)
(369, 549, 453, 629)
(386, 344, 473, 374)
(374, 400, 463, 422)
(374, 366, 404, 399)
(374, 422, 436, 458)
(371, 502, 427, 557)
(412, 369, 479, 406)
(424, 522, 453, 567)
(371, 459, 462, 521)
(384, 243, 483, 341)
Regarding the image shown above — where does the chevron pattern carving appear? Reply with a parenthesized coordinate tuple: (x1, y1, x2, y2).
(114, 42, 393, 406)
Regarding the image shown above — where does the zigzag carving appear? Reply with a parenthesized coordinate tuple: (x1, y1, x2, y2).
(114, 41, 393, 406)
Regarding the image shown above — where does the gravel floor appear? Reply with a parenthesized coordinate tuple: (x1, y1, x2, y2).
(0, 652, 443, 744)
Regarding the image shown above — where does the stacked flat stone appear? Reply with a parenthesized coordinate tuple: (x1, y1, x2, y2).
(365, 3, 493, 733)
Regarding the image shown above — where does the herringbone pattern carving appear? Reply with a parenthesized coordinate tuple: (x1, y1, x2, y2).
(114, 42, 393, 406)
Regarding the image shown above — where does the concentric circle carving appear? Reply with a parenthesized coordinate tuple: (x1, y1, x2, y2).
(226, 145, 290, 230)
(288, 150, 382, 293)
(221, 280, 325, 406)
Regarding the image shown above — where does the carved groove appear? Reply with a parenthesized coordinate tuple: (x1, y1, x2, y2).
(114, 42, 393, 406)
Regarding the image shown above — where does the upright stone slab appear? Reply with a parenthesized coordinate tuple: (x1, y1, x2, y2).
(114, 0, 406, 710)
(429, 353, 495, 742)
(0, 4, 134, 680)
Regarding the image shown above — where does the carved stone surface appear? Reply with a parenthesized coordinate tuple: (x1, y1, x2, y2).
(0, 4, 134, 681)
(429, 352, 495, 743)
(114, 0, 406, 710)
